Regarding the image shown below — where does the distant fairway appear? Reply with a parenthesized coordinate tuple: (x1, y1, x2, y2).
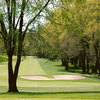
(0, 57, 100, 100)
(19, 57, 46, 76)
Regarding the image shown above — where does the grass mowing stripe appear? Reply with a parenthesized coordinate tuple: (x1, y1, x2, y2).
(19, 58, 46, 76)
(0, 93, 100, 100)
(0, 57, 100, 100)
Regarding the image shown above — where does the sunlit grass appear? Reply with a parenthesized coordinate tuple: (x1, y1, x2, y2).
(0, 57, 100, 100)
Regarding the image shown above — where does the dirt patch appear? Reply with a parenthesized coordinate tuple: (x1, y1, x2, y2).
(21, 75, 85, 80)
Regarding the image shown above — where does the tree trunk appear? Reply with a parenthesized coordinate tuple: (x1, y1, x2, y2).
(61, 58, 66, 66)
(8, 53, 18, 92)
(82, 57, 86, 73)
(73, 57, 78, 69)
(7, 39, 22, 92)
(70, 58, 74, 65)
(86, 56, 89, 73)
(8, 76, 18, 92)
(61, 58, 65, 66)
(65, 58, 69, 70)
(78, 56, 82, 68)
(98, 60, 100, 76)
(92, 65, 96, 73)
(94, 43, 100, 75)
(81, 47, 86, 73)
(95, 60, 98, 73)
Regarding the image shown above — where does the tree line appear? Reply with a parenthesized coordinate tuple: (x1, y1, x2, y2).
(29, 0, 100, 76)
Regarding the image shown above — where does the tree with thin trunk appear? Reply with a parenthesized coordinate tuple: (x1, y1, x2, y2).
(0, 0, 51, 92)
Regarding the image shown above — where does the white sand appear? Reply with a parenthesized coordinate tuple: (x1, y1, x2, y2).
(21, 75, 85, 80)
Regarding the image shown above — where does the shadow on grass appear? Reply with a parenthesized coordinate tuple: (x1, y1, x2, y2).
(55, 65, 65, 67)
(0, 86, 100, 95)
(0, 91, 100, 95)
(68, 70, 82, 74)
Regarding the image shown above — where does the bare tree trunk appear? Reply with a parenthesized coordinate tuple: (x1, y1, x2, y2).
(61, 58, 66, 66)
(95, 60, 98, 73)
(70, 58, 74, 65)
(86, 56, 89, 73)
(79, 56, 82, 68)
(82, 57, 86, 73)
(8, 52, 18, 92)
(98, 59, 100, 76)
(94, 43, 100, 75)
(73, 57, 78, 69)
(65, 58, 69, 70)
(82, 47, 86, 73)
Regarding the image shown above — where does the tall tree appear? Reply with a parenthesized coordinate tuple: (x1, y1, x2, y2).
(38, 0, 100, 74)
(0, 0, 51, 92)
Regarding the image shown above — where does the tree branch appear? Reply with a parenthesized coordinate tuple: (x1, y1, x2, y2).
(0, 14, 7, 39)
(0, 14, 8, 52)
(22, 0, 51, 40)
(12, 0, 16, 28)
(5, 0, 12, 31)
(15, 0, 29, 29)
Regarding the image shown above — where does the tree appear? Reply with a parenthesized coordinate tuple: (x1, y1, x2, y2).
(38, 0, 100, 75)
(0, 0, 51, 92)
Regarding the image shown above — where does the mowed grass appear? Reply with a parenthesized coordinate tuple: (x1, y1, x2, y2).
(0, 92, 100, 100)
(0, 56, 100, 100)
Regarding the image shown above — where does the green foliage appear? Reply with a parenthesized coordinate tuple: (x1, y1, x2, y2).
(31, 0, 100, 75)
(0, 55, 7, 62)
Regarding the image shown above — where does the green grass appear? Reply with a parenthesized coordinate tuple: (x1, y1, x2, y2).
(0, 56, 100, 100)
(0, 92, 100, 100)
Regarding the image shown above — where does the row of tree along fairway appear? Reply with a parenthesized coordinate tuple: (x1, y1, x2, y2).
(0, 0, 100, 100)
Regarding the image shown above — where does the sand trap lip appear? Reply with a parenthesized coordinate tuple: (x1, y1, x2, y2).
(21, 75, 85, 80)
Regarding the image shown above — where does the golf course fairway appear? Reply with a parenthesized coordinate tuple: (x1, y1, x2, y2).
(0, 57, 100, 100)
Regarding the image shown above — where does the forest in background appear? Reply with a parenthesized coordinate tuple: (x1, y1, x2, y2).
(0, 0, 100, 76)
(24, 0, 100, 76)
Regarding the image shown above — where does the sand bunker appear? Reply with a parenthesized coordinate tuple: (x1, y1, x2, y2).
(21, 75, 85, 80)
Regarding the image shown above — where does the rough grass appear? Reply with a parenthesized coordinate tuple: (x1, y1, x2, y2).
(0, 56, 100, 100)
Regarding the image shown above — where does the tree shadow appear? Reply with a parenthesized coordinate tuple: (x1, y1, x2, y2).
(68, 70, 82, 74)
(0, 91, 100, 95)
(55, 65, 65, 67)
(0, 86, 100, 95)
